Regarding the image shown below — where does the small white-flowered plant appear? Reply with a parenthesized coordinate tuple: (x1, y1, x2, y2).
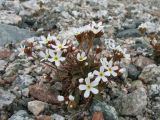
(115, 46, 130, 60)
(57, 95, 64, 102)
(77, 52, 87, 61)
(101, 58, 118, 77)
(17, 45, 26, 56)
(91, 21, 104, 34)
(79, 77, 99, 98)
(51, 40, 68, 51)
(93, 66, 109, 83)
(138, 23, 148, 30)
(39, 34, 57, 45)
(48, 50, 65, 66)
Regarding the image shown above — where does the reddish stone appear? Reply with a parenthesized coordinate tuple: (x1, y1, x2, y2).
(92, 112, 104, 120)
(29, 84, 60, 105)
(0, 49, 12, 59)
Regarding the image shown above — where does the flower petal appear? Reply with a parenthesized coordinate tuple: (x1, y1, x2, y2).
(57, 51, 62, 57)
(48, 58, 53, 62)
(77, 53, 80, 60)
(84, 90, 90, 98)
(81, 52, 86, 58)
(85, 78, 91, 84)
(60, 57, 65, 61)
(91, 80, 99, 87)
(112, 66, 118, 70)
(102, 77, 108, 82)
(79, 85, 86, 90)
(105, 71, 111, 76)
(93, 70, 99, 76)
(55, 61, 60, 66)
(95, 77, 101, 83)
(91, 88, 99, 94)
(111, 71, 117, 77)
(100, 66, 104, 72)
(49, 49, 55, 57)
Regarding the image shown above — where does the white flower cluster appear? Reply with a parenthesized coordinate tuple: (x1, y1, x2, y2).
(78, 58, 119, 98)
(60, 21, 104, 39)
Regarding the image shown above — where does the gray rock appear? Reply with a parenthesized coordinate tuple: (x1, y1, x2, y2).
(0, 24, 34, 46)
(116, 29, 141, 38)
(3, 0, 21, 13)
(139, 64, 160, 84)
(21, 88, 29, 97)
(134, 56, 155, 69)
(28, 100, 48, 115)
(13, 75, 35, 89)
(148, 84, 160, 97)
(0, 88, 16, 109)
(20, 0, 40, 16)
(0, 60, 8, 72)
(51, 114, 65, 120)
(127, 64, 141, 80)
(90, 99, 118, 120)
(8, 110, 33, 120)
(112, 87, 147, 116)
(0, 10, 22, 25)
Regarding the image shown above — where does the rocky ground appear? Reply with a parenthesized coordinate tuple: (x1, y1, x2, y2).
(0, 0, 160, 120)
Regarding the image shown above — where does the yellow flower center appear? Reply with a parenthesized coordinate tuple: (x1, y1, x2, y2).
(79, 57, 83, 61)
(86, 84, 91, 90)
(54, 56, 59, 61)
(99, 72, 104, 77)
(108, 68, 112, 72)
(58, 44, 63, 49)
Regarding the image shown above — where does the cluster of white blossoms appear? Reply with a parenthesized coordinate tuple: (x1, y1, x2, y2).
(60, 21, 104, 39)
(17, 21, 130, 103)
(79, 58, 119, 98)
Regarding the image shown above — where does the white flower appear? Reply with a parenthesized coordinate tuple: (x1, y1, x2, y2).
(93, 66, 109, 83)
(88, 72, 94, 79)
(17, 45, 25, 56)
(48, 50, 65, 66)
(77, 52, 87, 61)
(101, 59, 118, 77)
(51, 40, 68, 51)
(91, 21, 104, 34)
(138, 23, 148, 30)
(79, 78, 84, 83)
(39, 49, 50, 61)
(57, 95, 64, 101)
(79, 78, 99, 98)
(115, 46, 130, 60)
(39, 34, 57, 45)
(69, 95, 75, 101)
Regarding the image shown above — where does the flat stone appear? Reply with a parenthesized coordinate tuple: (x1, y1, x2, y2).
(0, 88, 16, 109)
(90, 100, 118, 120)
(0, 10, 22, 25)
(112, 87, 147, 116)
(0, 24, 34, 46)
(116, 29, 141, 38)
(51, 114, 65, 120)
(8, 110, 33, 120)
(13, 75, 35, 90)
(139, 64, 160, 84)
(28, 100, 48, 115)
(0, 60, 8, 72)
(148, 84, 160, 97)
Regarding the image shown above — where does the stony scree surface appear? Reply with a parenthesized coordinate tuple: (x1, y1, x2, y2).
(0, 0, 160, 120)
